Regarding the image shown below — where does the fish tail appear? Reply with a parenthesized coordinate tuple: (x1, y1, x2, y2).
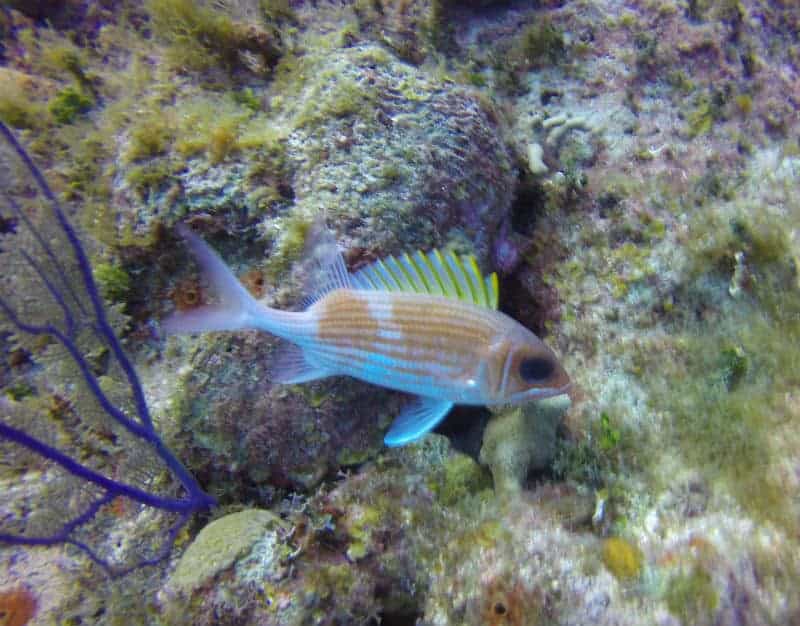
(162, 225, 265, 335)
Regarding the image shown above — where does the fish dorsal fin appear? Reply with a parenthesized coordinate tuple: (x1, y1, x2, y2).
(350, 248, 499, 309)
(299, 222, 352, 309)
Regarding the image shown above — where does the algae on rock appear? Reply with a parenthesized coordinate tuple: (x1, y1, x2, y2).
(168, 509, 286, 595)
(274, 42, 518, 270)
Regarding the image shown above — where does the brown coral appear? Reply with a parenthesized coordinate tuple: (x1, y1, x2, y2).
(239, 268, 266, 299)
(480, 578, 550, 626)
(169, 277, 206, 311)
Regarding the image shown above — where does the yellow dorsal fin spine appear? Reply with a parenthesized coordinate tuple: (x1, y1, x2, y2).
(442, 251, 464, 300)
(394, 254, 420, 291)
(376, 259, 400, 290)
(350, 248, 499, 309)
(406, 252, 432, 293)
(431, 250, 458, 298)
(465, 255, 488, 307)
(417, 250, 446, 296)
(383, 256, 405, 289)
(487, 273, 499, 309)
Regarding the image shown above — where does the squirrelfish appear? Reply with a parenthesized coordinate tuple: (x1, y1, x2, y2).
(164, 226, 570, 446)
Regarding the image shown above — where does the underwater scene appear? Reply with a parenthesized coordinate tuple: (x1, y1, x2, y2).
(0, 0, 799, 624)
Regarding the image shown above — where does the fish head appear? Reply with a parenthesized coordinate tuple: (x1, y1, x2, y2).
(483, 323, 570, 404)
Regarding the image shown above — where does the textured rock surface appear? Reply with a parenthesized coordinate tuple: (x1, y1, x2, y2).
(276, 43, 517, 268)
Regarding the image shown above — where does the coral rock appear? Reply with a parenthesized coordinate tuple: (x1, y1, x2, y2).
(168, 509, 284, 595)
(479, 395, 570, 493)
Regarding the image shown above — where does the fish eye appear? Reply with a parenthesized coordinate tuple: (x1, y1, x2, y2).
(518, 356, 555, 382)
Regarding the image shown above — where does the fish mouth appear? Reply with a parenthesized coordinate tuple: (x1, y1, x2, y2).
(502, 381, 572, 405)
(534, 381, 572, 400)
(555, 381, 572, 396)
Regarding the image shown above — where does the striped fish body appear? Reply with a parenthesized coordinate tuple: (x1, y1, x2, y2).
(165, 225, 570, 446)
(304, 289, 567, 405)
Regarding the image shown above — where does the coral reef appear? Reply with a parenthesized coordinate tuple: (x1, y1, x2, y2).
(164, 328, 400, 497)
(1, 0, 800, 624)
(156, 37, 519, 498)
(162, 508, 296, 625)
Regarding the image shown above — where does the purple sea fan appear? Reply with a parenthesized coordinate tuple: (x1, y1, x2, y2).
(0, 122, 214, 576)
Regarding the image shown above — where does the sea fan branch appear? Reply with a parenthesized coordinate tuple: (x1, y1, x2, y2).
(0, 121, 215, 576)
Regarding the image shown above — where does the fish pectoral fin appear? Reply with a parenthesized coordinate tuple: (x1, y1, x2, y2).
(384, 397, 454, 447)
(268, 342, 333, 384)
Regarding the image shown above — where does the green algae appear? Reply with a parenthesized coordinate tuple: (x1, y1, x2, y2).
(48, 86, 92, 124)
(75, 84, 288, 243)
(93, 263, 131, 303)
(0, 95, 40, 130)
(0, 71, 46, 130)
(125, 112, 174, 163)
(172, 94, 254, 162)
(337, 446, 373, 467)
(597, 412, 621, 452)
(664, 566, 718, 624)
(553, 406, 637, 493)
(651, 311, 798, 529)
(719, 344, 748, 391)
(146, 0, 281, 75)
(124, 161, 176, 200)
(633, 198, 800, 530)
(491, 16, 569, 92)
(429, 452, 492, 507)
(553, 436, 605, 487)
(259, 0, 297, 23)
(3, 381, 35, 402)
(734, 93, 753, 116)
(60, 129, 111, 202)
(686, 88, 731, 138)
(262, 213, 312, 280)
(517, 19, 566, 67)
(295, 74, 378, 130)
(207, 121, 240, 164)
(17, 24, 93, 91)
(345, 504, 383, 561)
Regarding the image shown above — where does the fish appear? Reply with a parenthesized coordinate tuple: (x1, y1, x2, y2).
(164, 225, 570, 447)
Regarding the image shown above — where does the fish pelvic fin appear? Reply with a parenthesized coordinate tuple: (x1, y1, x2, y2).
(384, 396, 454, 447)
(162, 225, 261, 335)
